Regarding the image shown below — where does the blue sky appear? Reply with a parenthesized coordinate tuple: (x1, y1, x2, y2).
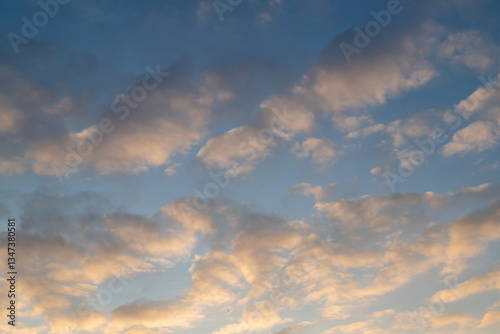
(1, 0, 500, 333)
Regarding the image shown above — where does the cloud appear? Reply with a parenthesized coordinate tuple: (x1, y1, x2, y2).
(438, 30, 499, 70)
(347, 123, 386, 139)
(271, 321, 314, 334)
(109, 248, 242, 333)
(442, 120, 500, 156)
(213, 304, 292, 334)
(372, 309, 396, 318)
(431, 266, 500, 303)
(259, 12, 273, 24)
(0, 95, 24, 133)
(197, 125, 277, 177)
(432, 202, 500, 279)
(124, 328, 173, 334)
(32, 71, 210, 176)
(2, 1, 500, 333)
(109, 300, 203, 332)
(0, 65, 210, 178)
(308, 185, 500, 313)
(440, 73, 500, 157)
(197, 17, 447, 178)
(2, 183, 500, 332)
(454, 73, 500, 116)
(386, 112, 435, 148)
(314, 192, 443, 232)
(0, 190, 222, 333)
(291, 137, 341, 169)
(310, 59, 434, 115)
(322, 320, 384, 334)
(290, 183, 336, 200)
(233, 229, 302, 303)
(196, 94, 314, 177)
(479, 311, 500, 328)
(431, 314, 477, 330)
(0, 157, 25, 175)
(309, 20, 439, 118)
(163, 162, 180, 176)
(257, 97, 315, 140)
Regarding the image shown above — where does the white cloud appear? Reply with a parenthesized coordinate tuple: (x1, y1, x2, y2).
(431, 314, 477, 330)
(439, 30, 498, 70)
(164, 162, 180, 176)
(197, 126, 277, 177)
(479, 311, 500, 328)
(0, 96, 24, 133)
(431, 266, 500, 303)
(442, 121, 500, 156)
(290, 183, 336, 200)
(291, 137, 341, 169)
(271, 322, 314, 334)
(370, 167, 383, 175)
(3, 183, 500, 333)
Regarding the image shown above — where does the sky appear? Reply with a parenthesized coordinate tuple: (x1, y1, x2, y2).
(0, 0, 500, 333)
